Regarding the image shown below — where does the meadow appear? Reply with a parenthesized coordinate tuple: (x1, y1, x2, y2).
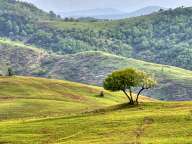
(0, 1, 192, 143)
(0, 76, 191, 144)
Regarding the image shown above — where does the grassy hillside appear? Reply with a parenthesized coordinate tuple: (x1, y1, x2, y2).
(0, 76, 191, 144)
(0, 40, 192, 100)
(0, 76, 154, 120)
(46, 51, 192, 100)
(0, 76, 120, 120)
(0, 1, 192, 70)
(0, 38, 48, 75)
(0, 101, 191, 144)
(0, 2, 191, 143)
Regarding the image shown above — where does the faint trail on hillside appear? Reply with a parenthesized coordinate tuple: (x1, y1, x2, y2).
(133, 117, 154, 144)
(56, 130, 85, 144)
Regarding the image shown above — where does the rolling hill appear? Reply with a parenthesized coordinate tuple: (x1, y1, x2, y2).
(0, 102, 192, 144)
(46, 51, 192, 100)
(0, 76, 153, 120)
(0, 39, 192, 100)
(0, 1, 192, 143)
(0, 0, 191, 70)
(0, 38, 48, 75)
(0, 1, 191, 100)
(0, 76, 191, 144)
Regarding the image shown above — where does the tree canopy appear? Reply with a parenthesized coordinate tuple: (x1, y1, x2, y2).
(103, 68, 156, 105)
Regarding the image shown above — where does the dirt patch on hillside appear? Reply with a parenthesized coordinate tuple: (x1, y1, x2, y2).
(64, 93, 87, 101)
(0, 96, 15, 101)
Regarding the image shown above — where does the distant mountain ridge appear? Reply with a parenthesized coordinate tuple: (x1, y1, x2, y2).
(58, 8, 125, 19)
(59, 6, 165, 19)
(106, 6, 164, 19)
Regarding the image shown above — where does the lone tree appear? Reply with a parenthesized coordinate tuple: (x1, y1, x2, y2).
(7, 67, 13, 76)
(103, 68, 156, 105)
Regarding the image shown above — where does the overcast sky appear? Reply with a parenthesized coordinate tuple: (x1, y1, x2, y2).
(20, 0, 192, 12)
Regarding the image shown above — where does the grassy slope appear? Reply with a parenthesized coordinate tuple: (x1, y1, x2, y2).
(0, 38, 49, 75)
(0, 101, 191, 144)
(1, 39, 192, 100)
(0, 76, 153, 120)
(48, 51, 192, 100)
(0, 76, 191, 144)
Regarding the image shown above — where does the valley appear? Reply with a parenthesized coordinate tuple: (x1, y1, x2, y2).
(0, 0, 192, 144)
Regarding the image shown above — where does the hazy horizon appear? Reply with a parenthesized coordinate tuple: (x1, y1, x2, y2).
(20, 0, 192, 13)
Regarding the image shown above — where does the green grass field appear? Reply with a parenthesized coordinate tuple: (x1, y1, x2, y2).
(0, 76, 153, 120)
(0, 76, 191, 144)
(0, 102, 191, 144)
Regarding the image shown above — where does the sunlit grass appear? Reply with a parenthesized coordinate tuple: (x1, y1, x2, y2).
(0, 102, 191, 144)
(0, 76, 191, 143)
(0, 76, 154, 120)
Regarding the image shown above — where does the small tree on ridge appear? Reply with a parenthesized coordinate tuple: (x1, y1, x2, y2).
(103, 68, 156, 105)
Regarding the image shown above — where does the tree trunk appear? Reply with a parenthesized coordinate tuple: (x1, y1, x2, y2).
(136, 87, 145, 104)
(122, 90, 133, 104)
(129, 88, 134, 104)
(129, 99, 135, 105)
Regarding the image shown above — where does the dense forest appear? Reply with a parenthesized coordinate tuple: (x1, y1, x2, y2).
(0, 0, 192, 70)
